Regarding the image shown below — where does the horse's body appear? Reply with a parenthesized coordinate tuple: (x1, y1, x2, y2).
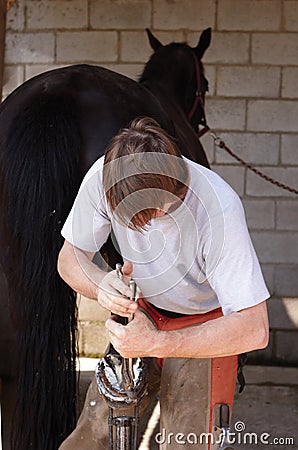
(0, 29, 211, 450)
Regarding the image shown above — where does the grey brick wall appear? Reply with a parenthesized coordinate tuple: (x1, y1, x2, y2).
(2, 0, 298, 365)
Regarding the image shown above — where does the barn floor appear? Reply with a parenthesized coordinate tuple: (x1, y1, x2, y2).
(1, 362, 297, 450)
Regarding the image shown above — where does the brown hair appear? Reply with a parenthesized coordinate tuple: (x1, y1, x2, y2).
(103, 117, 188, 231)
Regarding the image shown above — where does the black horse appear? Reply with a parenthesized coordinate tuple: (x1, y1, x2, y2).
(0, 28, 211, 450)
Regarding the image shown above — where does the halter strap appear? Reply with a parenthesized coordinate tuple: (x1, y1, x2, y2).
(188, 52, 210, 138)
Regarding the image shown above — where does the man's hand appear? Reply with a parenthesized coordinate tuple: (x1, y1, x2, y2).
(97, 261, 138, 317)
(105, 309, 159, 358)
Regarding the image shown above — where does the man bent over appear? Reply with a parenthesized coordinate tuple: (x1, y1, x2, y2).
(58, 117, 269, 449)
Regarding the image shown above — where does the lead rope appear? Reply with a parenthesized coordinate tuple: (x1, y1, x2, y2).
(189, 51, 297, 195)
(208, 131, 298, 195)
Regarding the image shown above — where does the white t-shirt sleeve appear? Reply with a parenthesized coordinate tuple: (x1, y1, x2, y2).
(204, 193, 270, 316)
(61, 158, 111, 252)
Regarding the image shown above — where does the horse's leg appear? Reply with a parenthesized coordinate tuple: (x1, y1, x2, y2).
(160, 358, 211, 450)
(59, 358, 161, 449)
(160, 357, 238, 450)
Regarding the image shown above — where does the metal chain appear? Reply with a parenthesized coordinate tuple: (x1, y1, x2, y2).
(210, 132, 298, 195)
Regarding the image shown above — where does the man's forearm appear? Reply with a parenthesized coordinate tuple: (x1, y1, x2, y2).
(154, 301, 269, 358)
(58, 242, 105, 300)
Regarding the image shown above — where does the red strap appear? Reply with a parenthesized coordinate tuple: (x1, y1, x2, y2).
(188, 52, 210, 140)
(138, 298, 223, 367)
(188, 53, 202, 120)
(138, 298, 223, 331)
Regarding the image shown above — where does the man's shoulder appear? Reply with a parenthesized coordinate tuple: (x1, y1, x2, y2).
(184, 157, 241, 213)
(184, 157, 233, 190)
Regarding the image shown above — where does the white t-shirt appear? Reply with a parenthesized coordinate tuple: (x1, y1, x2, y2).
(61, 155, 270, 316)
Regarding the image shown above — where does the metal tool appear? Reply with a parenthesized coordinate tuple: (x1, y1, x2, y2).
(96, 264, 147, 450)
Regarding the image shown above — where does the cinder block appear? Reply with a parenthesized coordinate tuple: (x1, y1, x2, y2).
(5, 32, 55, 64)
(275, 265, 298, 297)
(275, 330, 298, 363)
(200, 133, 215, 164)
(215, 132, 279, 165)
(218, 0, 281, 31)
(276, 200, 298, 231)
(268, 297, 298, 330)
(284, 0, 298, 31)
(188, 32, 249, 64)
(78, 295, 109, 322)
(120, 31, 152, 63)
(6, 0, 25, 30)
(243, 365, 298, 385)
(250, 231, 298, 264)
(217, 66, 280, 97)
(56, 31, 118, 63)
(281, 134, 298, 165)
(252, 33, 298, 65)
(205, 99, 246, 130)
(242, 199, 275, 230)
(246, 167, 298, 197)
(247, 100, 298, 132)
(102, 63, 145, 81)
(78, 322, 84, 354)
(80, 322, 109, 356)
(25, 64, 67, 81)
(282, 68, 298, 99)
(212, 164, 245, 196)
(26, 0, 88, 29)
(153, 0, 216, 30)
(120, 30, 185, 63)
(2, 65, 24, 98)
(90, 0, 151, 29)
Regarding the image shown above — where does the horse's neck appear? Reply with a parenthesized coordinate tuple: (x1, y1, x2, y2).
(142, 81, 209, 168)
(142, 80, 184, 117)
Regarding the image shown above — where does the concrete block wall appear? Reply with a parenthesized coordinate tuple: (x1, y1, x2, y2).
(2, 0, 298, 364)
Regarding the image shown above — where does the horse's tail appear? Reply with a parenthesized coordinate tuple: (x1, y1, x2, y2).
(0, 90, 82, 450)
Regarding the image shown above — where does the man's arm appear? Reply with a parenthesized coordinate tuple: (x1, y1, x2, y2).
(58, 240, 101, 299)
(57, 240, 138, 317)
(105, 300, 269, 358)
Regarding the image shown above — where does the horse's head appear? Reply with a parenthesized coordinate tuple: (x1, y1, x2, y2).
(141, 28, 211, 135)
